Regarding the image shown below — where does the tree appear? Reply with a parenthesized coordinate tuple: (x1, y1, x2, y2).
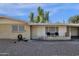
(45, 11, 49, 22)
(68, 15, 79, 23)
(29, 6, 49, 23)
(29, 12, 34, 22)
(38, 6, 42, 16)
(37, 6, 45, 22)
(34, 16, 40, 23)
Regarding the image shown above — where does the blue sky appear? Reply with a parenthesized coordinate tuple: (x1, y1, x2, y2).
(0, 3, 79, 23)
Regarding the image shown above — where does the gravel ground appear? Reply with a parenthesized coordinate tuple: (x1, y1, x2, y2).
(0, 39, 79, 56)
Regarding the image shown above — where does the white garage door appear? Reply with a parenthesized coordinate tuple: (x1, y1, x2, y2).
(71, 27, 78, 36)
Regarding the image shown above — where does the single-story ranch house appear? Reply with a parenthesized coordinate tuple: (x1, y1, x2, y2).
(0, 16, 79, 40)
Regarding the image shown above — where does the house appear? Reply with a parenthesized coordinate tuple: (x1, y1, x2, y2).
(0, 16, 30, 40)
(30, 23, 79, 40)
(0, 16, 79, 40)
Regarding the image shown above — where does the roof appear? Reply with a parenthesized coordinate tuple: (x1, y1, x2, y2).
(29, 23, 79, 27)
(1, 16, 79, 27)
(0, 16, 28, 24)
(67, 23, 79, 27)
(29, 23, 68, 26)
(29, 23, 66, 25)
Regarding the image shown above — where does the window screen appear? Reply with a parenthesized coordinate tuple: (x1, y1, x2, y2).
(12, 25, 18, 32)
(19, 25, 25, 32)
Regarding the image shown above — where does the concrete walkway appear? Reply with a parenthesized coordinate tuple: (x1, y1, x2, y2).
(0, 40, 79, 56)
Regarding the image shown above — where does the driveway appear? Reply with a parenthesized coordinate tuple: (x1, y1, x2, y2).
(0, 39, 79, 56)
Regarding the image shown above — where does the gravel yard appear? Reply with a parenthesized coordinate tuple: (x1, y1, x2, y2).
(0, 39, 79, 56)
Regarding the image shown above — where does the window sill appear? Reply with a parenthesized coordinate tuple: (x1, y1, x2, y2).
(12, 31, 25, 33)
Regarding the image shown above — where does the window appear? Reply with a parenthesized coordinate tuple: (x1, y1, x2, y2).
(46, 27, 58, 36)
(46, 27, 58, 33)
(19, 25, 25, 32)
(12, 25, 25, 32)
(12, 25, 18, 32)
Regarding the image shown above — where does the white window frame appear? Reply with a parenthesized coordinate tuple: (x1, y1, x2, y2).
(18, 25, 25, 32)
(12, 24, 18, 32)
(46, 27, 58, 33)
(12, 24, 25, 33)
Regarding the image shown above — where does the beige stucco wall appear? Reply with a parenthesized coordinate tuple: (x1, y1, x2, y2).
(31, 25, 68, 39)
(0, 18, 30, 40)
(58, 26, 67, 36)
(44, 25, 67, 37)
(0, 24, 30, 40)
(31, 25, 71, 40)
(32, 26, 45, 39)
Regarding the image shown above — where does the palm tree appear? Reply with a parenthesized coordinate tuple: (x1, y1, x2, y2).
(38, 6, 49, 23)
(29, 12, 34, 22)
(37, 16, 40, 23)
(38, 6, 41, 16)
(29, 6, 49, 23)
(38, 6, 44, 22)
(34, 16, 40, 23)
(45, 11, 49, 22)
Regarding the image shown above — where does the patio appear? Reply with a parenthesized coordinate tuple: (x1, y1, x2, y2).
(0, 39, 79, 56)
